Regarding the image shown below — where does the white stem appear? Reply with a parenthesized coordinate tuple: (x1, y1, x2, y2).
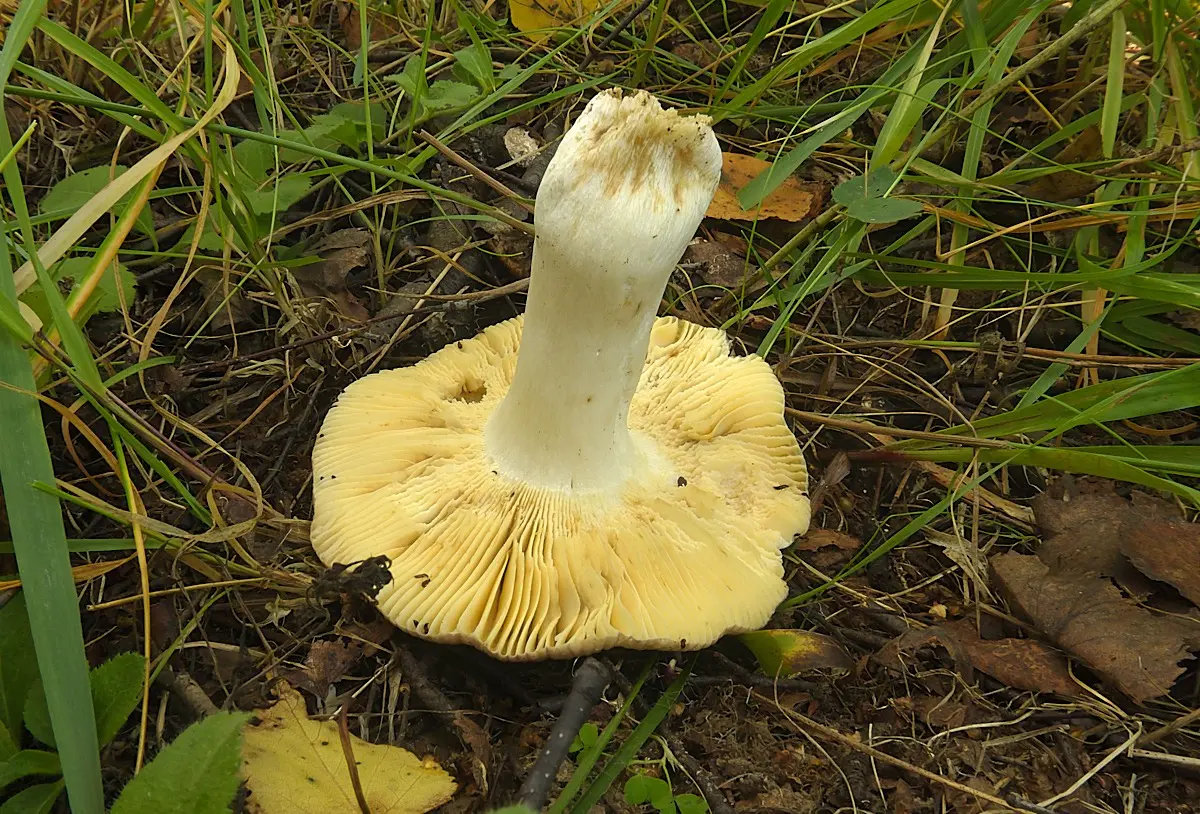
(485, 90, 721, 492)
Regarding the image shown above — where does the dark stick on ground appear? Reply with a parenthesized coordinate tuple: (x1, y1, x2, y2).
(661, 725, 735, 814)
(396, 644, 493, 793)
(576, 0, 655, 71)
(516, 657, 612, 810)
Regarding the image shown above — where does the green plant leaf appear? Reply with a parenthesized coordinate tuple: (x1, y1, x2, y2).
(674, 794, 708, 814)
(0, 749, 61, 790)
(624, 774, 672, 809)
(845, 196, 924, 223)
(425, 80, 480, 113)
(0, 721, 17, 761)
(19, 256, 136, 328)
(109, 712, 249, 814)
(0, 780, 63, 814)
(241, 175, 313, 216)
(832, 167, 899, 204)
(21, 680, 52, 748)
(0, 593, 37, 739)
(89, 653, 145, 747)
(569, 721, 598, 753)
(454, 42, 495, 90)
(37, 165, 154, 238)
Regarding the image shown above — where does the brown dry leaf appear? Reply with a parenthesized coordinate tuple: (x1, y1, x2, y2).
(1026, 126, 1105, 201)
(1033, 484, 1180, 596)
(339, 5, 399, 47)
(242, 683, 456, 813)
(941, 620, 1078, 697)
(991, 552, 1193, 702)
(707, 153, 826, 222)
(294, 228, 372, 321)
(925, 529, 991, 597)
(683, 238, 749, 289)
(1121, 519, 1200, 605)
(793, 528, 862, 552)
(283, 640, 363, 700)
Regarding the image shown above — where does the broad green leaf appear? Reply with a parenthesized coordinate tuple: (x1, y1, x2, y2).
(0, 721, 17, 760)
(89, 653, 145, 747)
(674, 794, 708, 814)
(19, 256, 136, 328)
(0, 780, 62, 814)
(832, 168, 900, 205)
(425, 80, 480, 113)
(38, 166, 154, 238)
(21, 680, 52, 748)
(454, 42, 495, 90)
(24, 652, 144, 750)
(0, 749, 61, 790)
(242, 175, 313, 216)
(845, 197, 924, 224)
(0, 593, 37, 739)
(109, 712, 249, 814)
(624, 774, 673, 809)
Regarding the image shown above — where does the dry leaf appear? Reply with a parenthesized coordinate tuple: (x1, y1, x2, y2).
(793, 529, 862, 552)
(242, 684, 456, 813)
(1026, 126, 1104, 201)
(1121, 519, 1200, 606)
(682, 238, 749, 289)
(941, 620, 1077, 697)
(510, 0, 616, 34)
(707, 153, 826, 222)
(283, 640, 363, 700)
(1032, 485, 1179, 597)
(739, 629, 853, 678)
(294, 228, 372, 321)
(925, 529, 991, 597)
(991, 552, 1193, 703)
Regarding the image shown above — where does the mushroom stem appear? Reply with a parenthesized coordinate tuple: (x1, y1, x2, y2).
(484, 90, 722, 492)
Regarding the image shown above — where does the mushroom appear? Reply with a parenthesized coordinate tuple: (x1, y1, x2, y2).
(311, 89, 810, 660)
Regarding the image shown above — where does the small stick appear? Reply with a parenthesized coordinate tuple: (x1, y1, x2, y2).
(753, 690, 1026, 812)
(661, 725, 734, 814)
(337, 705, 372, 814)
(577, 0, 655, 71)
(418, 130, 535, 214)
(517, 657, 612, 810)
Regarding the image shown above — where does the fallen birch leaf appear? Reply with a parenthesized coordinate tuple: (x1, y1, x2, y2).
(510, 0, 614, 34)
(241, 684, 456, 813)
(990, 552, 1193, 703)
(707, 153, 826, 222)
(739, 629, 853, 678)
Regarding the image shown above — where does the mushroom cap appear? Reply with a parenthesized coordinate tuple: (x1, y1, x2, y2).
(311, 316, 810, 660)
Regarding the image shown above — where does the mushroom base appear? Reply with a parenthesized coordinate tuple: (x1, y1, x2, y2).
(311, 316, 810, 661)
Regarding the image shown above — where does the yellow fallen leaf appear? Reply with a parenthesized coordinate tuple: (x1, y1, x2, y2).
(707, 152, 827, 222)
(510, 0, 619, 34)
(241, 684, 456, 813)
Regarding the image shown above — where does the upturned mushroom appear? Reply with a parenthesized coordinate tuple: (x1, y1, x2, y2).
(311, 89, 810, 660)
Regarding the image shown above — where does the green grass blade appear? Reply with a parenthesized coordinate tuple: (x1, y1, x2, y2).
(0, 2, 103, 811)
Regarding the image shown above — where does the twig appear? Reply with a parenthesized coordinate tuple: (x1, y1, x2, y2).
(418, 130, 535, 213)
(396, 645, 492, 793)
(1138, 705, 1200, 746)
(752, 690, 1027, 811)
(786, 407, 1009, 449)
(577, 0, 656, 71)
(337, 705, 372, 814)
(661, 725, 735, 814)
(517, 657, 612, 810)
(921, 0, 1129, 157)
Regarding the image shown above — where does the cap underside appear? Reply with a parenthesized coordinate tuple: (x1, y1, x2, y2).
(311, 316, 810, 660)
